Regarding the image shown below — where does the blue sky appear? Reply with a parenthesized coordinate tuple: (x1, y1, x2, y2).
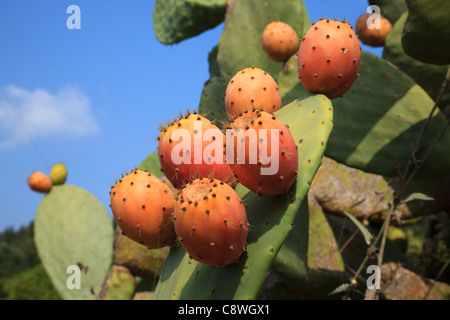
(0, 0, 383, 231)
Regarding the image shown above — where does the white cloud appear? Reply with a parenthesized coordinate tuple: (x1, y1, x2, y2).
(0, 86, 100, 149)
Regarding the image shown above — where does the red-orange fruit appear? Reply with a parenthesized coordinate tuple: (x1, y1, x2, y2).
(297, 18, 362, 99)
(262, 21, 300, 62)
(227, 110, 298, 196)
(224, 67, 282, 117)
(28, 171, 53, 193)
(355, 13, 392, 47)
(110, 169, 176, 249)
(173, 178, 248, 267)
(158, 112, 235, 189)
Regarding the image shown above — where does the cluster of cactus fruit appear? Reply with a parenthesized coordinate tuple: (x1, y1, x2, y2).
(27, 163, 67, 193)
(110, 80, 301, 266)
(30, 0, 450, 300)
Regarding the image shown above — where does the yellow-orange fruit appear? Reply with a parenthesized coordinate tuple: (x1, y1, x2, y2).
(224, 67, 282, 117)
(355, 13, 392, 47)
(110, 169, 177, 249)
(173, 178, 248, 267)
(28, 171, 53, 193)
(262, 21, 300, 62)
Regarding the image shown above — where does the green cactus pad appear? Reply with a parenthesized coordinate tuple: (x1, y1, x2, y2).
(306, 198, 344, 272)
(401, 0, 450, 65)
(277, 55, 310, 105)
(272, 198, 309, 287)
(152, 94, 333, 299)
(383, 12, 450, 114)
(34, 185, 114, 300)
(139, 151, 163, 177)
(217, 0, 310, 78)
(278, 51, 450, 178)
(198, 75, 231, 128)
(208, 45, 220, 77)
(273, 194, 345, 294)
(153, 0, 226, 45)
(368, 0, 407, 24)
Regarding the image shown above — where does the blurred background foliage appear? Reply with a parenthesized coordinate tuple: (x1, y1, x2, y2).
(0, 222, 60, 299)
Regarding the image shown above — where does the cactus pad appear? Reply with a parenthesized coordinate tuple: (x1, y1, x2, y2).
(153, 0, 226, 45)
(198, 75, 231, 128)
(401, 0, 450, 65)
(368, 0, 407, 25)
(383, 12, 450, 114)
(34, 185, 114, 300)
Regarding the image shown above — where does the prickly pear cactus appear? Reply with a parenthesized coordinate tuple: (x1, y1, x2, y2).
(139, 151, 163, 177)
(89, 0, 450, 301)
(401, 0, 450, 65)
(216, 0, 310, 77)
(34, 185, 114, 300)
(327, 52, 450, 178)
(152, 94, 333, 299)
(272, 198, 309, 287)
(368, 0, 407, 24)
(383, 12, 450, 114)
(153, 0, 227, 45)
(198, 75, 231, 128)
(306, 197, 344, 273)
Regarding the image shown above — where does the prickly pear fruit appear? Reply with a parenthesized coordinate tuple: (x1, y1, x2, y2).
(158, 111, 235, 189)
(355, 13, 392, 47)
(173, 177, 248, 267)
(227, 110, 298, 196)
(224, 67, 282, 117)
(110, 169, 176, 249)
(297, 18, 361, 99)
(262, 21, 300, 62)
(28, 171, 52, 193)
(49, 163, 67, 185)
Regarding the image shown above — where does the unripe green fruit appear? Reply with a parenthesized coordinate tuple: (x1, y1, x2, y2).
(50, 163, 67, 185)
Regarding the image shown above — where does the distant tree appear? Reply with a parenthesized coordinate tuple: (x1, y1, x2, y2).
(0, 222, 39, 276)
(0, 221, 57, 299)
(2, 264, 60, 300)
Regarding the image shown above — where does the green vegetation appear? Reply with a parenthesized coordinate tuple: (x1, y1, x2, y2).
(0, 222, 59, 300)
